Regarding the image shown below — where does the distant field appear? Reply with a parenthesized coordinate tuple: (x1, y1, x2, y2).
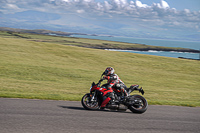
(0, 30, 197, 52)
(0, 31, 200, 107)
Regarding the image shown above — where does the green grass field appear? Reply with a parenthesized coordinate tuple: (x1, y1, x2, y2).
(0, 32, 200, 107)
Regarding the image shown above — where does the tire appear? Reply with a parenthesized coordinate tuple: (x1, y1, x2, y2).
(128, 95, 148, 114)
(81, 93, 100, 110)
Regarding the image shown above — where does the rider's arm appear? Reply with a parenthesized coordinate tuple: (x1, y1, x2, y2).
(104, 75, 117, 81)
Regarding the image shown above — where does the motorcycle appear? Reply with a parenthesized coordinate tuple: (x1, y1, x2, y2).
(81, 76, 148, 113)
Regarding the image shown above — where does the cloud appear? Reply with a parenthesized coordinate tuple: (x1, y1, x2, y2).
(154, 0, 169, 9)
(135, 0, 149, 8)
(1, 0, 199, 20)
(0, 0, 200, 39)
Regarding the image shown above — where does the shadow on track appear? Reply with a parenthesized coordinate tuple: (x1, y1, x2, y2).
(58, 105, 85, 110)
(58, 105, 131, 113)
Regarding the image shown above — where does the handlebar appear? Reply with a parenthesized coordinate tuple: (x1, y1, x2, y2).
(97, 78, 104, 86)
(99, 78, 104, 83)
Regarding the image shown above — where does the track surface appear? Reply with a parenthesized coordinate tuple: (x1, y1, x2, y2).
(0, 98, 199, 133)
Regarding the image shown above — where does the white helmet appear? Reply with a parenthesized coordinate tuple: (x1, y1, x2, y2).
(104, 67, 115, 76)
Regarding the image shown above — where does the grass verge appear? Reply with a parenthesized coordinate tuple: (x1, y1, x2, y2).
(0, 32, 200, 107)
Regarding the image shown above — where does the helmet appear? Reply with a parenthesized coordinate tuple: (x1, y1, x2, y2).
(104, 67, 115, 76)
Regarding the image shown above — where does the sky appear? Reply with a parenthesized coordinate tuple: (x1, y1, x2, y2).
(0, 0, 200, 41)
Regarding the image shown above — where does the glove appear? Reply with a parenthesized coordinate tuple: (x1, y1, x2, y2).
(103, 76, 108, 79)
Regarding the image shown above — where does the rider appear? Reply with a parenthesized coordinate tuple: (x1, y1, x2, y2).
(100, 67, 128, 108)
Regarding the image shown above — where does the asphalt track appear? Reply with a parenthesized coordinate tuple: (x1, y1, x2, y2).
(0, 98, 199, 133)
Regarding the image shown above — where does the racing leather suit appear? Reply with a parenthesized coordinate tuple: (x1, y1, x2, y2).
(100, 74, 128, 107)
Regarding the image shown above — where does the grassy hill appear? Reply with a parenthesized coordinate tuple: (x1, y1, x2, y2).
(0, 31, 200, 107)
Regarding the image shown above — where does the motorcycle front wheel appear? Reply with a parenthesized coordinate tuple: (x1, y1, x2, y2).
(81, 93, 100, 110)
(128, 95, 148, 114)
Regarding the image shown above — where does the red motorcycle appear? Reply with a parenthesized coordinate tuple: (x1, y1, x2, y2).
(81, 77, 148, 113)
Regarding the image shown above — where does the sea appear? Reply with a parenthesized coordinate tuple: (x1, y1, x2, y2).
(71, 35, 200, 59)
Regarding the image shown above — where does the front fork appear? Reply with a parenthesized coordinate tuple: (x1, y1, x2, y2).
(90, 91, 96, 102)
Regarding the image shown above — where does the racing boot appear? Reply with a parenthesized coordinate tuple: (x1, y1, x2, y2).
(107, 92, 119, 109)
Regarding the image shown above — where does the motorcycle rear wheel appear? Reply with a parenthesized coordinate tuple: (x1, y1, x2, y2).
(128, 95, 148, 114)
(81, 93, 100, 110)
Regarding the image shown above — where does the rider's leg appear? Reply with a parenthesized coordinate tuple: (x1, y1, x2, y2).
(121, 87, 128, 96)
(106, 83, 115, 102)
(101, 86, 115, 107)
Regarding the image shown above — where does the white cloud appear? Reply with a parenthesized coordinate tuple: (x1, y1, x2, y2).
(6, 4, 19, 9)
(0, 0, 199, 39)
(77, 9, 85, 13)
(104, 1, 112, 10)
(160, 0, 169, 9)
(135, 0, 148, 8)
(184, 9, 190, 14)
